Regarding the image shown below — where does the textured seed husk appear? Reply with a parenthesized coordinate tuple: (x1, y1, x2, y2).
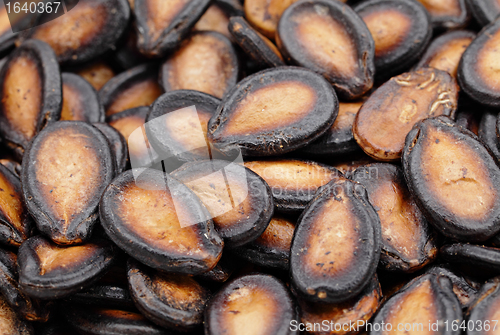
(416, 0, 468, 29)
(298, 275, 382, 335)
(60, 73, 104, 123)
(277, 0, 375, 99)
(160, 31, 239, 100)
(18, 236, 116, 299)
(0, 164, 33, 247)
(127, 259, 210, 332)
(75, 61, 116, 91)
(208, 67, 338, 156)
(194, 0, 244, 39)
(353, 163, 438, 273)
(415, 30, 475, 78)
(233, 214, 295, 270)
(64, 305, 170, 335)
(478, 109, 500, 159)
(290, 177, 381, 303)
(134, 0, 212, 57)
(441, 243, 500, 274)
(458, 19, 500, 107)
(466, 277, 500, 335)
(68, 283, 134, 309)
(171, 159, 274, 247)
(26, 0, 130, 65)
(196, 254, 238, 283)
(353, 67, 459, 161)
(99, 169, 223, 275)
(99, 63, 163, 117)
(372, 273, 462, 335)
(425, 264, 480, 310)
(205, 274, 297, 335)
(22, 121, 115, 245)
(465, 0, 500, 26)
(0, 247, 51, 321)
(300, 101, 363, 157)
(93, 123, 128, 174)
(0, 293, 34, 335)
(355, 0, 431, 79)
(0, 158, 21, 177)
(244, 159, 341, 213)
(229, 16, 285, 69)
(0, 39, 62, 157)
(402, 116, 500, 242)
(145, 90, 220, 163)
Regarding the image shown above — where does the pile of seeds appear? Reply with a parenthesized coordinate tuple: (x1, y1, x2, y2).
(0, 0, 500, 334)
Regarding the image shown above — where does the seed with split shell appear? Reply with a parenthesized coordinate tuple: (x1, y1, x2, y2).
(415, 30, 475, 78)
(0, 39, 62, 156)
(0, 294, 33, 335)
(233, 214, 295, 270)
(352, 163, 438, 273)
(75, 61, 115, 91)
(244, 159, 340, 213)
(134, 0, 212, 57)
(160, 31, 239, 100)
(100, 63, 163, 117)
(17, 236, 115, 299)
(298, 275, 382, 335)
(21, 121, 115, 245)
(371, 273, 462, 335)
(0, 164, 33, 247)
(353, 67, 459, 161)
(99, 169, 223, 275)
(402, 117, 500, 241)
(458, 19, 500, 107)
(93, 123, 129, 174)
(64, 306, 169, 335)
(300, 101, 363, 157)
(145, 90, 220, 163)
(426, 264, 480, 310)
(441, 243, 500, 274)
(171, 159, 274, 248)
(464, 0, 500, 26)
(205, 274, 297, 335)
(61, 73, 104, 123)
(277, 0, 374, 99)
(466, 277, 500, 335)
(0, 247, 51, 321)
(415, 0, 468, 29)
(127, 259, 210, 332)
(208, 67, 338, 156)
(27, 0, 130, 65)
(355, 0, 431, 79)
(290, 178, 381, 303)
(229, 16, 284, 69)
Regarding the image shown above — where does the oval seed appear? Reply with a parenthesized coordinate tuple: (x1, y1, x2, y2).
(0, 39, 62, 156)
(205, 274, 297, 335)
(353, 163, 438, 272)
(353, 67, 459, 161)
(355, 0, 431, 78)
(277, 0, 374, 99)
(208, 67, 338, 156)
(99, 63, 163, 117)
(171, 159, 274, 248)
(244, 0, 301, 39)
(127, 259, 210, 332)
(402, 116, 500, 241)
(441, 243, 500, 274)
(160, 31, 239, 99)
(18, 236, 115, 299)
(61, 73, 104, 123)
(415, 0, 468, 29)
(464, 0, 500, 27)
(194, 0, 244, 38)
(466, 277, 500, 335)
(480, 109, 500, 159)
(371, 274, 462, 335)
(134, 0, 212, 57)
(99, 169, 223, 275)
(21, 121, 115, 245)
(28, 0, 130, 65)
(244, 159, 340, 212)
(0, 164, 33, 247)
(290, 178, 381, 303)
(75, 61, 115, 91)
(415, 30, 475, 78)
